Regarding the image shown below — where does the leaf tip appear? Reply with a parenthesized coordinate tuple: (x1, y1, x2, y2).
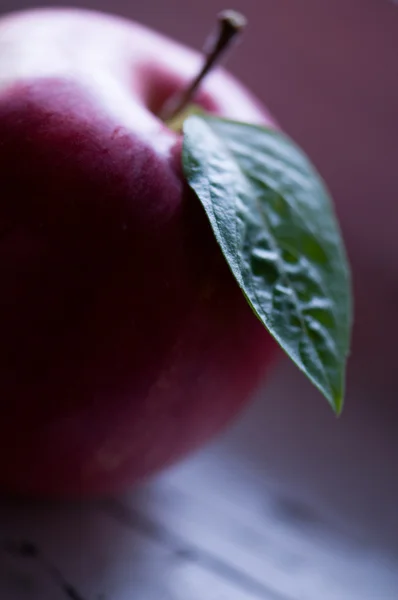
(332, 391, 344, 417)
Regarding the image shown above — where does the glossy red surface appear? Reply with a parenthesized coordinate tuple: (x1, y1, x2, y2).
(0, 10, 276, 495)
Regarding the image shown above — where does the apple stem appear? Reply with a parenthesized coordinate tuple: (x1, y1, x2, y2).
(160, 10, 247, 122)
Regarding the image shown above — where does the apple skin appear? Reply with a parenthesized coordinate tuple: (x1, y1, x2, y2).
(0, 8, 277, 496)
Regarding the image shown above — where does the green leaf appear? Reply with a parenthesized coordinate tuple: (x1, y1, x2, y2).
(182, 114, 352, 414)
(165, 104, 204, 133)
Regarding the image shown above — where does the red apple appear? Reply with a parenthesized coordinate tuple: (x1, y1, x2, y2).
(0, 8, 277, 496)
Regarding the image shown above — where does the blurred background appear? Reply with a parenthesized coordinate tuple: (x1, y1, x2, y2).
(0, 1, 397, 599)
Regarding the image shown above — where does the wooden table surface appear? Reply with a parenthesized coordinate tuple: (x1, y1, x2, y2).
(1, 358, 397, 600)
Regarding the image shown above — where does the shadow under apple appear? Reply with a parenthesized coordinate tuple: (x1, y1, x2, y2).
(0, 491, 183, 600)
